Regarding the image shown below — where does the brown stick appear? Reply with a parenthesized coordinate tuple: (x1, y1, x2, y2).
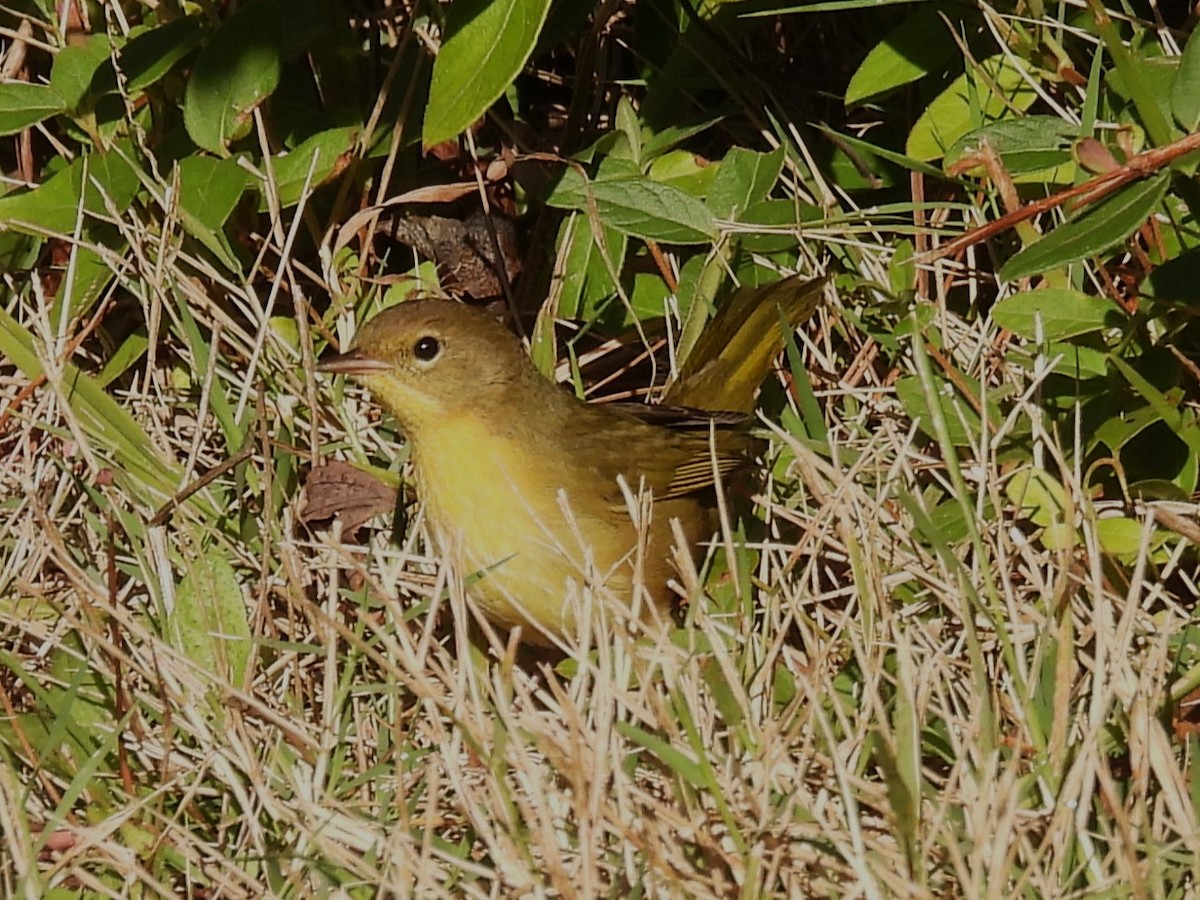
(920, 129, 1200, 265)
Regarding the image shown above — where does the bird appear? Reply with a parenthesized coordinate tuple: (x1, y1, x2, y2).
(318, 274, 825, 645)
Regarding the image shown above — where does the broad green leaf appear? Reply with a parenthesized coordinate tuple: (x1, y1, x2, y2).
(1109, 354, 1200, 458)
(612, 95, 642, 165)
(647, 149, 717, 196)
(176, 155, 249, 230)
(736, 198, 822, 253)
(120, 17, 205, 94)
(184, 0, 284, 154)
(545, 171, 716, 243)
(707, 145, 784, 219)
(260, 125, 360, 209)
(641, 113, 724, 162)
(423, 0, 553, 146)
(268, 316, 300, 351)
(927, 497, 977, 544)
(1096, 516, 1145, 559)
(944, 117, 1078, 184)
(700, 658, 745, 731)
(46, 639, 112, 734)
(0, 83, 64, 136)
(999, 173, 1170, 282)
(1094, 401, 1165, 452)
(49, 34, 113, 111)
(771, 662, 797, 709)
(1095, 20, 1175, 148)
(991, 289, 1126, 341)
(553, 212, 624, 320)
(51, 243, 117, 324)
(1144, 246, 1200, 302)
(171, 156, 249, 271)
(0, 144, 141, 235)
(845, 4, 959, 106)
(169, 540, 252, 688)
(627, 268, 673, 321)
(1043, 342, 1109, 379)
(1172, 26, 1200, 132)
(906, 55, 1040, 162)
(1107, 57, 1177, 144)
(889, 239, 916, 295)
(1007, 466, 1075, 550)
(894, 374, 986, 447)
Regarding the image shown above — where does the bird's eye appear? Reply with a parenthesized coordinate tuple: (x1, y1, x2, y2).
(413, 335, 442, 362)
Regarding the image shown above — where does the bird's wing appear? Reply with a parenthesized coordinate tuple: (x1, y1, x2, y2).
(599, 404, 753, 502)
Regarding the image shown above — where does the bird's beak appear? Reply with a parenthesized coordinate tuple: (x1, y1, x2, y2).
(316, 348, 393, 375)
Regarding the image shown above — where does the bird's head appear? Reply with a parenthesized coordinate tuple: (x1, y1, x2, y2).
(318, 300, 535, 431)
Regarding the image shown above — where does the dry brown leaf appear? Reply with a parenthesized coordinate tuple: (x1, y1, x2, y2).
(301, 461, 398, 533)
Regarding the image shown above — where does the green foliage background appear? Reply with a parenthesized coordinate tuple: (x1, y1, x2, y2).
(2, 0, 1200, 895)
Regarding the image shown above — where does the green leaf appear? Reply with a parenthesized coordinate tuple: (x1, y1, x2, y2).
(736, 199, 820, 252)
(423, 0, 553, 147)
(991, 289, 1126, 341)
(170, 156, 250, 271)
(1144, 246, 1200, 303)
(700, 658, 745, 731)
(49, 34, 113, 111)
(169, 540, 252, 688)
(615, 721, 706, 788)
(51, 243, 117, 324)
(706, 145, 784, 219)
(553, 212, 624, 320)
(545, 170, 716, 244)
(1096, 516, 1146, 559)
(906, 55, 1040, 162)
(1094, 401, 1164, 452)
(894, 374, 983, 447)
(184, 0, 284, 155)
(0, 143, 141, 235)
(999, 173, 1170, 282)
(0, 83, 64, 136)
(260, 125, 361, 208)
(845, 4, 959, 106)
(1172, 26, 1200, 132)
(1043, 342, 1109, 379)
(1090, 8, 1175, 147)
(95, 329, 149, 389)
(646, 149, 717, 196)
(944, 117, 1078, 184)
(120, 17, 205, 94)
(1109, 354, 1200, 458)
(176, 155, 249, 230)
(1006, 466, 1075, 549)
(641, 112, 724, 162)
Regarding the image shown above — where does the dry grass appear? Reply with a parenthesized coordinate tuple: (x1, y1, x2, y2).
(3, 5, 1200, 891)
(4, 206, 1199, 897)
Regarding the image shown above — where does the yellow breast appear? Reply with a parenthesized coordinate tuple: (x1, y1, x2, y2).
(413, 415, 636, 640)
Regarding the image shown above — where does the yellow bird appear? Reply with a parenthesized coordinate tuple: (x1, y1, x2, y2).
(319, 275, 825, 644)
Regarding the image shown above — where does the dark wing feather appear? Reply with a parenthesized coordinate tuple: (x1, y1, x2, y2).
(606, 403, 750, 430)
(586, 402, 755, 504)
(660, 448, 746, 499)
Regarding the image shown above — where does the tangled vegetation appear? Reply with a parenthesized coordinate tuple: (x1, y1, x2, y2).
(2, 0, 1199, 895)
